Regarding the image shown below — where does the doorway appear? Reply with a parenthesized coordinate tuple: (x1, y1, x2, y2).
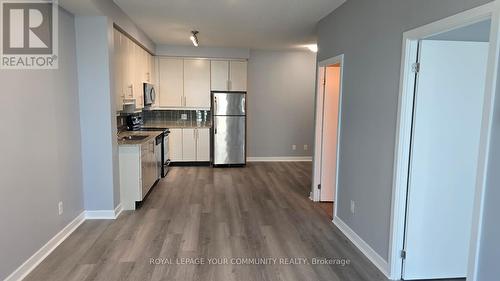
(389, 8, 499, 280)
(312, 55, 343, 220)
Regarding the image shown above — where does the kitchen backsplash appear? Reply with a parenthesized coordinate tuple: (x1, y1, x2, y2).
(117, 109, 211, 130)
(143, 109, 211, 126)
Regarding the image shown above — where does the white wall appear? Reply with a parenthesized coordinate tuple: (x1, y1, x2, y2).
(247, 50, 316, 158)
(0, 8, 84, 280)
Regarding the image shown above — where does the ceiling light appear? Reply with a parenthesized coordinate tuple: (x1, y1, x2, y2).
(306, 44, 318, 53)
(190, 31, 199, 47)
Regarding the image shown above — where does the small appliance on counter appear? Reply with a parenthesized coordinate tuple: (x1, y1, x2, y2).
(211, 91, 247, 166)
(126, 115, 170, 177)
(143, 83, 156, 107)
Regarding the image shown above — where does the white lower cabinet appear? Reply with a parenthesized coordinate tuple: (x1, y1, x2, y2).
(182, 129, 197, 161)
(169, 128, 210, 162)
(169, 129, 183, 161)
(119, 138, 158, 210)
(197, 128, 210, 161)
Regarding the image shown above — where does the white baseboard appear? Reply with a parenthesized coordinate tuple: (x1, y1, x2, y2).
(85, 203, 123, 220)
(333, 216, 390, 278)
(4, 212, 86, 281)
(114, 203, 123, 218)
(5, 204, 124, 281)
(246, 156, 312, 162)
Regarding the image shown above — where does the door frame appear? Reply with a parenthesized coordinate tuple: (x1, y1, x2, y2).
(312, 54, 344, 216)
(389, 1, 500, 280)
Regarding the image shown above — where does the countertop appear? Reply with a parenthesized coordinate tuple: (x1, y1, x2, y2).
(117, 130, 163, 146)
(143, 121, 212, 129)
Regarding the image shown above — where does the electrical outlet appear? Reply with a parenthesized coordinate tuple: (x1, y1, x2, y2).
(304, 144, 309, 151)
(292, 144, 297, 151)
(181, 113, 188, 120)
(58, 201, 63, 215)
(350, 200, 355, 214)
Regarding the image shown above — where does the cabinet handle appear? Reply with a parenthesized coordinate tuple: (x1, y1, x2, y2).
(129, 84, 134, 97)
(214, 96, 217, 113)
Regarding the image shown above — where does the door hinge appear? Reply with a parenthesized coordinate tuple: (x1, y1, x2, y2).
(401, 250, 407, 259)
(318, 184, 321, 190)
(411, 62, 420, 73)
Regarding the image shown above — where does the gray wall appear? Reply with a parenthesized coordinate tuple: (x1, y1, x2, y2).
(75, 16, 119, 210)
(317, 0, 492, 261)
(247, 50, 316, 158)
(0, 8, 83, 280)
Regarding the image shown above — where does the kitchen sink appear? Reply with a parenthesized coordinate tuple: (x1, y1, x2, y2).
(120, 135, 149, 141)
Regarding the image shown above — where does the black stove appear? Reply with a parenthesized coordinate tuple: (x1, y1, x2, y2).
(126, 115, 170, 177)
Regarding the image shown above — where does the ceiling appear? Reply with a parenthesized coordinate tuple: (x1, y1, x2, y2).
(113, 0, 346, 50)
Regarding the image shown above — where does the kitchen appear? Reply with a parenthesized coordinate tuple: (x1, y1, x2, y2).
(114, 27, 249, 210)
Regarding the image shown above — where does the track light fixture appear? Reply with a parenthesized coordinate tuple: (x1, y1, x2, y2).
(190, 31, 199, 47)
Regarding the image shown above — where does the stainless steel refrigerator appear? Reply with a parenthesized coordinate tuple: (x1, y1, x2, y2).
(211, 91, 246, 166)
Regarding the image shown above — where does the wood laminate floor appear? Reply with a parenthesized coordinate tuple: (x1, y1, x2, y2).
(317, 202, 334, 220)
(24, 162, 456, 281)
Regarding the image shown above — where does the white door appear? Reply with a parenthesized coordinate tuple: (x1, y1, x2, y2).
(211, 60, 229, 91)
(184, 59, 210, 107)
(403, 40, 488, 280)
(169, 129, 183, 162)
(320, 65, 340, 202)
(159, 58, 184, 107)
(196, 128, 210, 161)
(229, 61, 247, 91)
(182, 128, 197, 161)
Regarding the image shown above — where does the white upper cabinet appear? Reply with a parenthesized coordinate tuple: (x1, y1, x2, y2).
(159, 58, 184, 107)
(123, 36, 134, 100)
(157, 58, 246, 109)
(229, 60, 247, 91)
(113, 28, 156, 112)
(211, 60, 229, 91)
(113, 29, 124, 111)
(134, 43, 144, 109)
(184, 59, 211, 108)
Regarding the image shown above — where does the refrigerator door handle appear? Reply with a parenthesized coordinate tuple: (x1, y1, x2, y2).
(214, 119, 217, 134)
